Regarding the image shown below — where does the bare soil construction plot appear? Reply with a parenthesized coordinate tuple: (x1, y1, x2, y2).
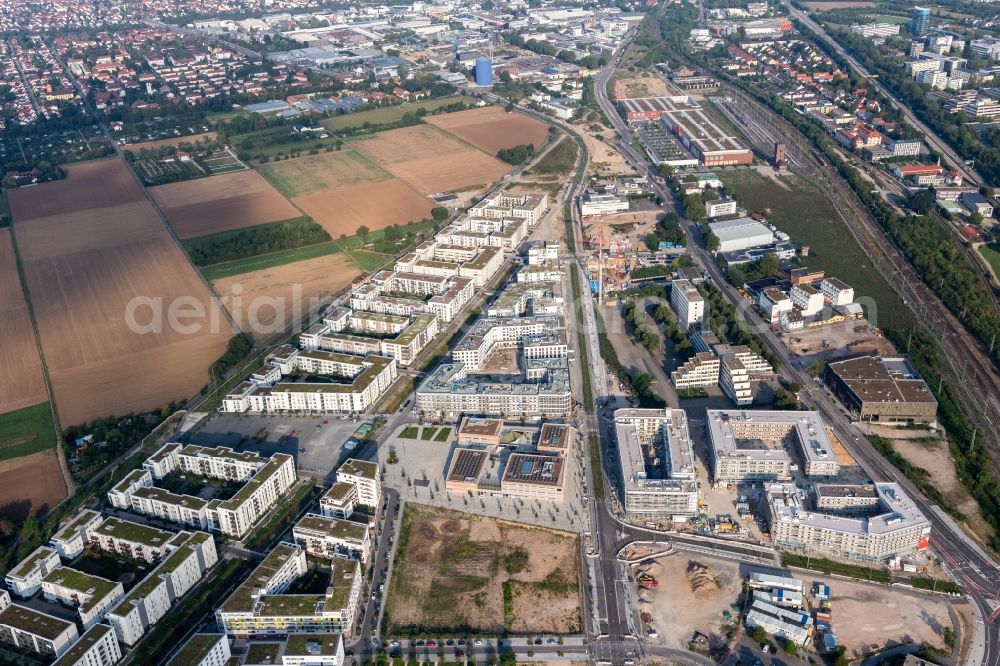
(0, 228, 47, 415)
(10, 159, 234, 426)
(0, 449, 67, 518)
(212, 252, 360, 336)
(124, 132, 218, 151)
(150, 170, 301, 239)
(386, 505, 581, 634)
(425, 106, 550, 155)
(258, 149, 389, 199)
(355, 124, 509, 194)
(803, 1, 874, 8)
(8, 159, 143, 221)
(294, 179, 436, 238)
(613, 74, 673, 99)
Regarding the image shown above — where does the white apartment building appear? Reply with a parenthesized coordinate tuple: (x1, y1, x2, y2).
(166, 634, 231, 666)
(222, 354, 398, 415)
(705, 197, 738, 218)
(5, 546, 62, 597)
(672, 352, 721, 390)
(216, 545, 361, 638)
(820, 277, 854, 307)
(336, 459, 381, 509)
(107, 532, 217, 646)
(51, 624, 122, 666)
(319, 482, 358, 520)
(91, 517, 178, 564)
(720, 356, 752, 406)
(42, 569, 124, 630)
(767, 483, 931, 562)
(707, 410, 839, 482)
(50, 510, 103, 560)
(670, 279, 705, 328)
(527, 241, 559, 265)
(292, 514, 371, 564)
(0, 602, 79, 658)
(790, 283, 823, 316)
(615, 408, 700, 520)
(850, 22, 900, 38)
(452, 316, 566, 371)
(468, 191, 548, 226)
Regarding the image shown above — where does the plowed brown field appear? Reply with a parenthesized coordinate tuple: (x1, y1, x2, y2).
(150, 170, 301, 239)
(212, 252, 360, 337)
(355, 125, 509, 194)
(9, 158, 234, 426)
(294, 179, 436, 237)
(426, 106, 550, 155)
(0, 229, 47, 415)
(0, 450, 66, 518)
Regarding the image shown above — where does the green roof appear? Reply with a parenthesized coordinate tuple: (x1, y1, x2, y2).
(148, 442, 181, 464)
(116, 535, 206, 609)
(42, 568, 120, 612)
(284, 634, 341, 656)
(392, 314, 437, 346)
(10, 546, 57, 579)
(219, 454, 293, 509)
(294, 514, 367, 541)
(258, 594, 323, 616)
(324, 558, 358, 610)
(0, 604, 75, 640)
(52, 510, 101, 543)
(52, 624, 114, 665)
(112, 469, 149, 493)
(321, 482, 355, 503)
(221, 544, 302, 614)
(244, 642, 282, 664)
(338, 459, 378, 481)
(167, 634, 227, 666)
(133, 485, 208, 510)
(93, 516, 174, 548)
(180, 445, 262, 465)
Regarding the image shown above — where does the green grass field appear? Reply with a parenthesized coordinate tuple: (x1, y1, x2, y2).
(531, 137, 579, 175)
(0, 402, 58, 461)
(229, 126, 343, 162)
(347, 249, 393, 271)
(200, 242, 346, 281)
(257, 149, 388, 199)
(322, 96, 479, 133)
(978, 244, 1000, 281)
(719, 170, 914, 328)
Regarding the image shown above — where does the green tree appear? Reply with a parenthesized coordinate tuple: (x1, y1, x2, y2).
(750, 626, 767, 643)
(357, 225, 370, 239)
(704, 231, 720, 252)
(783, 639, 797, 655)
(431, 207, 449, 221)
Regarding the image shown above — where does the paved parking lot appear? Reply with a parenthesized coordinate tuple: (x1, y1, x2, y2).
(183, 413, 367, 484)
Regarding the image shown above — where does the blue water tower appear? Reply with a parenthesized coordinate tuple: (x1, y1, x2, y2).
(475, 58, 493, 86)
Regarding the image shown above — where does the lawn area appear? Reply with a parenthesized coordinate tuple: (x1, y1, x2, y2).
(718, 169, 914, 329)
(70, 551, 151, 591)
(0, 402, 58, 461)
(199, 242, 346, 281)
(978, 244, 1000, 280)
(910, 576, 962, 594)
(322, 96, 479, 133)
(531, 138, 579, 176)
(420, 427, 438, 441)
(782, 553, 891, 583)
(347, 249, 394, 271)
(434, 427, 452, 442)
(400, 426, 419, 440)
(244, 483, 318, 551)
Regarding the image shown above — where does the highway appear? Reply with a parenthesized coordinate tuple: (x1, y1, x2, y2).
(588, 26, 1000, 666)
(781, 0, 985, 188)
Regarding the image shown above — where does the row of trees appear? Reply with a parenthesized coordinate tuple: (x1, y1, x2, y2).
(184, 217, 330, 266)
(622, 299, 660, 354)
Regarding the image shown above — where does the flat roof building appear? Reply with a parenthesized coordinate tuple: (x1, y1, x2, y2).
(292, 514, 371, 564)
(823, 356, 938, 425)
(707, 410, 840, 482)
(614, 408, 699, 520)
(50, 623, 122, 666)
(165, 633, 231, 666)
(708, 217, 775, 253)
(0, 602, 80, 659)
(767, 482, 931, 562)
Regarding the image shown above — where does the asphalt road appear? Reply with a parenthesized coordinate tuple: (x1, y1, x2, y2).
(589, 26, 1000, 665)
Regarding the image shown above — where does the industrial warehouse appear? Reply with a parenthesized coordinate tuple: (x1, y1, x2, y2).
(616, 96, 753, 166)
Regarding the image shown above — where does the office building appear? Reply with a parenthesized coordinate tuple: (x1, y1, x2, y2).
(708, 217, 775, 253)
(910, 7, 930, 37)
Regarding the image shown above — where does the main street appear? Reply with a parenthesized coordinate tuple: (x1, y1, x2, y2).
(588, 26, 1000, 666)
